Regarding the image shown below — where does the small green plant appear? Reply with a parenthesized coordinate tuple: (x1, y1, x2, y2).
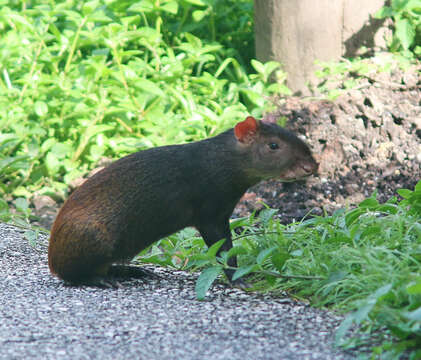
(375, 0, 421, 57)
(0, 195, 43, 245)
(314, 52, 415, 99)
(0, 197, 31, 224)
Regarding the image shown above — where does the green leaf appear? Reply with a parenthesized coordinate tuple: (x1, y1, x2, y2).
(259, 208, 278, 225)
(34, 101, 48, 117)
(240, 89, 265, 107)
(345, 208, 364, 226)
(336, 284, 393, 343)
(405, 307, 421, 321)
(392, 0, 411, 12)
(89, 144, 105, 161)
(160, 1, 178, 14)
(251, 59, 265, 74)
(290, 249, 303, 257)
(206, 238, 226, 258)
(232, 264, 258, 281)
(84, 125, 113, 140)
(12, 187, 32, 198)
(226, 245, 248, 259)
(335, 315, 354, 343)
(374, 6, 394, 18)
(353, 302, 375, 324)
(134, 78, 164, 97)
(256, 246, 277, 265)
(14, 197, 29, 212)
(0, 156, 30, 174)
(251, 60, 280, 82)
(24, 230, 39, 247)
(395, 18, 415, 50)
(82, 0, 100, 15)
(195, 266, 223, 300)
(229, 217, 249, 230)
(358, 197, 379, 208)
(407, 280, 421, 294)
(0, 199, 9, 213)
(271, 250, 290, 272)
(50, 143, 72, 159)
(192, 10, 207, 22)
(397, 188, 413, 199)
(183, 0, 206, 6)
(128, 1, 154, 13)
(45, 152, 60, 174)
(325, 271, 348, 284)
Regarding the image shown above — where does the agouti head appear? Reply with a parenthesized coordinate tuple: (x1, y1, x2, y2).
(234, 116, 318, 182)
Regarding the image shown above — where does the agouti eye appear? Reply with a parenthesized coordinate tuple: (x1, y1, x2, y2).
(268, 143, 279, 150)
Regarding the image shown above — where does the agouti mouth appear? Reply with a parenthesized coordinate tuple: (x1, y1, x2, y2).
(279, 174, 311, 182)
(279, 163, 318, 182)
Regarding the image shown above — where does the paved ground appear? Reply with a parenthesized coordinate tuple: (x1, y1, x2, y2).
(0, 223, 356, 360)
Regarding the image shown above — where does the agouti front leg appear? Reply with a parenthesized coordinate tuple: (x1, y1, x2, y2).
(198, 219, 245, 287)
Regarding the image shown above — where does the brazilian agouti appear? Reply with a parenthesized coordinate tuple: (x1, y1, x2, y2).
(48, 116, 318, 285)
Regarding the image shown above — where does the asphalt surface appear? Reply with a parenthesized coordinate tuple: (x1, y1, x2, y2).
(0, 223, 356, 360)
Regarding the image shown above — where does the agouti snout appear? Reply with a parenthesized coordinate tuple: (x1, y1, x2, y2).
(48, 116, 318, 285)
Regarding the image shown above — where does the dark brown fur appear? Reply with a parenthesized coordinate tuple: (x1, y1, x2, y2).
(48, 118, 318, 283)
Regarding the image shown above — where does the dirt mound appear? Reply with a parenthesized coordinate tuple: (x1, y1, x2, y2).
(235, 62, 421, 223)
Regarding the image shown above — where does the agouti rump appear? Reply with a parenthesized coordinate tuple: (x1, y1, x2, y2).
(48, 116, 318, 284)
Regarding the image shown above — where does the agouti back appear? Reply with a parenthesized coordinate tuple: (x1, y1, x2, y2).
(48, 116, 318, 284)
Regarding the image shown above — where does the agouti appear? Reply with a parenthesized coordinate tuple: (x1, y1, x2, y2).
(48, 116, 318, 285)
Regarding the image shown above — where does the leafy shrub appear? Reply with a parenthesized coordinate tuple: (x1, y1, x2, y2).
(0, 0, 287, 202)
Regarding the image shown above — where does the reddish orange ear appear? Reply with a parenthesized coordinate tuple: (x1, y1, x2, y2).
(234, 116, 258, 142)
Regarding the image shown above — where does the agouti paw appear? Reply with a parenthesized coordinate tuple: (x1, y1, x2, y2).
(230, 277, 251, 290)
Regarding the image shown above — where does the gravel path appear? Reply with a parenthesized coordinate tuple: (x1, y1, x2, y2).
(0, 223, 355, 360)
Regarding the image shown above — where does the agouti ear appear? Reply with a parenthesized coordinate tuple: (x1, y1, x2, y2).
(234, 116, 258, 143)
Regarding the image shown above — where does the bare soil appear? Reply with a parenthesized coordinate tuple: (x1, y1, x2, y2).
(33, 61, 420, 228)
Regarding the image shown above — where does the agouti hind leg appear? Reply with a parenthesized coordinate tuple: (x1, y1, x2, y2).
(107, 264, 160, 279)
(63, 264, 159, 288)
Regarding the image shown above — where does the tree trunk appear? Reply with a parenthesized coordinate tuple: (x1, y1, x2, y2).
(254, 0, 390, 94)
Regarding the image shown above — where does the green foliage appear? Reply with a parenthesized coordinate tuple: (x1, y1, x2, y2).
(0, 196, 43, 245)
(314, 53, 414, 99)
(140, 181, 421, 357)
(271, 184, 421, 358)
(376, 0, 421, 57)
(397, 180, 421, 215)
(0, 197, 31, 224)
(0, 0, 286, 204)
